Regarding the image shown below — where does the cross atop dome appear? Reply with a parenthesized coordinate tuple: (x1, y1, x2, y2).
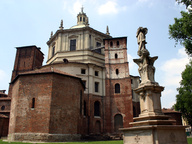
(81, 6, 84, 13)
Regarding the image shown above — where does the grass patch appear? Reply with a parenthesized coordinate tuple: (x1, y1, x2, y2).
(188, 137, 192, 144)
(1, 138, 192, 144)
(0, 139, 123, 144)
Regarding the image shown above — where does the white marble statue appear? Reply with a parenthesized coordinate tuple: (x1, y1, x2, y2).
(134, 27, 158, 86)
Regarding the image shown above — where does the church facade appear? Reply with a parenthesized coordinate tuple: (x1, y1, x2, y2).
(7, 9, 140, 142)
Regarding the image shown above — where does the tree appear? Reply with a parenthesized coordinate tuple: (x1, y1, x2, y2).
(175, 60, 192, 127)
(169, 1, 192, 56)
(176, 0, 192, 8)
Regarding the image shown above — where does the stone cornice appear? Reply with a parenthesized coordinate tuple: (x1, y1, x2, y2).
(47, 27, 112, 45)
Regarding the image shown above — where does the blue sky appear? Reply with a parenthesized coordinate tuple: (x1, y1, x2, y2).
(0, 0, 190, 108)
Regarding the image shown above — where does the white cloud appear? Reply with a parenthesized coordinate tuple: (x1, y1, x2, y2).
(98, 1, 127, 15)
(69, 0, 86, 16)
(0, 69, 9, 91)
(160, 48, 190, 108)
(160, 48, 189, 87)
(162, 88, 175, 96)
(0, 70, 7, 81)
(63, 0, 68, 10)
(161, 88, 177, 108)
(98, 1, 118, 15)
(128, 54, 139, 76)
(128, 54, 134, 69)
(138, 0, 149, 2)
(136, 0, 154, 8)
(71, 1, 82, 15)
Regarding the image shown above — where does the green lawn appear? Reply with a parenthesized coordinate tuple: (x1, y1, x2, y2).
(1, 138, 192, 144)
(188, 137, 192, 144)
(0, 139, 123, 144)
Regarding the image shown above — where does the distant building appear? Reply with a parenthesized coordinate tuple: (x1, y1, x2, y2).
(130, 75, 140, 117)
(162, 108, 182, 125)
(0, 90, 11, 137)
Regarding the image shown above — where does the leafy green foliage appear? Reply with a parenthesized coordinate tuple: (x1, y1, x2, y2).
(169, 11, 192, 56)
(176, 0, 192, 8)
(175, 60, 192, 126)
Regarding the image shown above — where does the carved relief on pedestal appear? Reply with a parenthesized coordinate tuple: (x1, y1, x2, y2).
(135, 135, 140, 143)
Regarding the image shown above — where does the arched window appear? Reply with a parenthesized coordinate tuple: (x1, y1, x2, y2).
(94, 101, 100, 116)
(114, 114, 123, 132)
(117, 41, 119, 47)
(110, 41, 113, 47)
(115, 83, 120, 93)
(63, 58, 68, 63)
(115, 53, 118, 59)
(116, 69, 119, 75)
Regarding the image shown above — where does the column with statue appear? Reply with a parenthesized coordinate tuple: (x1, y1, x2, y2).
(120, 27, 188, 144)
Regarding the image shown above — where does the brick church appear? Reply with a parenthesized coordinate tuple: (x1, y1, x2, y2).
(2, 8, 141, 141)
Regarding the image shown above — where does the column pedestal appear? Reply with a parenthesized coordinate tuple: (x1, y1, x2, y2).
(121, 125, 187, 144)
(121, 84, 188, 144)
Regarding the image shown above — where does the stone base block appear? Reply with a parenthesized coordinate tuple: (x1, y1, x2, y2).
(121, 125, 187, 144)
(8, 133, 81, 142)
(130, 115, 175, 127)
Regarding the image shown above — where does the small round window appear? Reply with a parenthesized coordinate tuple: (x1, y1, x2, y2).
(1, 105, 5, 110)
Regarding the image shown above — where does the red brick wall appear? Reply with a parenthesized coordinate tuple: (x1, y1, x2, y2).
(164, 113, 182, 125)
(81, 93, 105, 135)
(0, 99, 11, 115)
(9, 79, 19, 134)
(8, 46, 44, 98)
(9, 74, 52, 134)
(105, 78, 133, 133)
(49, 74, 84, 134)
(9, 72, 85, 137)
(104, 37, 133, 134)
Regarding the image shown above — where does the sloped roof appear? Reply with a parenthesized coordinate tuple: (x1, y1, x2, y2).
(0, 92, 8, 96)
(0, 114, 8, 118)
(0, 97, 11, 100)
(162, 108, 181, 114)
(11, 67, 85, 89)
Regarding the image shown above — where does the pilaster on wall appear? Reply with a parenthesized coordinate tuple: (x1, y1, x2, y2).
(104, 37, 133, 134)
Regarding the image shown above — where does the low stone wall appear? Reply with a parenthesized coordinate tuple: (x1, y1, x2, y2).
(8, 133, 81, 142)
